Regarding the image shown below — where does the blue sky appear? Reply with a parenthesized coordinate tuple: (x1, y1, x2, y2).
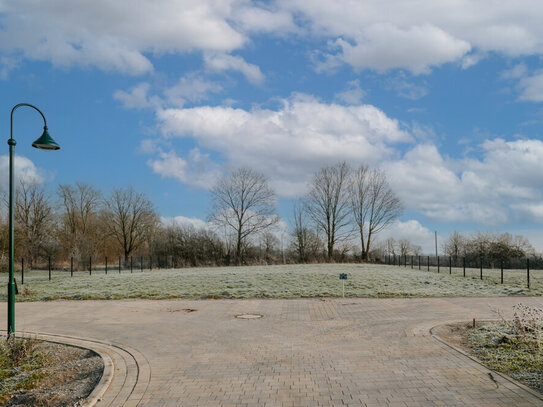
(2, 1, 543, 253)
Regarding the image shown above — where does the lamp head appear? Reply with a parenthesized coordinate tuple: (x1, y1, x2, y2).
(32, 126, 60, 150)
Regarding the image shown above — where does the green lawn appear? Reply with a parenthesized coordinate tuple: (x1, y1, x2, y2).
(7, 263, 542, 301)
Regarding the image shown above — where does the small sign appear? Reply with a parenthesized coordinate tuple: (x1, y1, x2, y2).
(339, 273, 347, 280)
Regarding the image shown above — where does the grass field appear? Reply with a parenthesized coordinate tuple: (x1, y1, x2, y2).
(6, 263, 542, 301)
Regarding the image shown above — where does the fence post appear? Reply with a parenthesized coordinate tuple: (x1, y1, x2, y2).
(449, 256, 452, 274)
(500, 260, 503, 284)
(418, 255, 421, 270)
(21, 258, 24, 285)
(480, 257, 483, 280)
(404, 254, 407, 267)
(527, 258, 530, 289)
(437, 256, 440, 273)
(140, 256, 143, 272)
(411, 255, 413, 269)
(105, 256, 108, 275)
(130, 256, 133, 273)
(89, 256, 92, 275)
(48, 256, 52, 281)
(119, 256, 121, 274)
(427, 256, 430, 271)
(463, 257, 466, 277)
(150, 256, 152, 271)
(71, 256, 73, 277)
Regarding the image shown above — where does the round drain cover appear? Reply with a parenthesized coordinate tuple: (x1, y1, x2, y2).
(236, 313, 263, 319)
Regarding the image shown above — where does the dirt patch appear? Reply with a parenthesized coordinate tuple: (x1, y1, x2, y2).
(3, 340, 103, 407)
(434, 321, 543, 395)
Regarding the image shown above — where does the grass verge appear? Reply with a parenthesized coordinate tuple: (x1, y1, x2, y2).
(464, 304, 543, 393)
(0, 337, 49, 405)
(9, 263, 543, 302)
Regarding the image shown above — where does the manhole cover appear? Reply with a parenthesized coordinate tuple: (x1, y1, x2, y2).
(236, 314, 263, 319)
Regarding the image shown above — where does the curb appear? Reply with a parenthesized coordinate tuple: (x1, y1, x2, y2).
(3, 330, 150, 407)
(430, 321, 543, 403)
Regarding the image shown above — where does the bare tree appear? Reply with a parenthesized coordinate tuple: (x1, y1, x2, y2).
(208, 167, 278, 264)
(385, 237, 397, 256)
(398, 239, 411, 257)
(442, 231, 465, 265)
(15, 181, 55, 264)
(350, 166, 402, 261)
(57, 182, 102, 260)
(102, 187, 158, 262)
(291, 201, 312, 263)
(305, 162, 351, 262)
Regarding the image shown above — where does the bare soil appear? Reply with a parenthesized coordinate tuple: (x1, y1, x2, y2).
(4, 341, 103, 407)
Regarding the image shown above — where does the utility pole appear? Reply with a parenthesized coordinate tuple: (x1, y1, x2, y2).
(435, 231, 438, 257)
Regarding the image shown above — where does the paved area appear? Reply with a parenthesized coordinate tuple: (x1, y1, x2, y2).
(8, 297, 543, 407)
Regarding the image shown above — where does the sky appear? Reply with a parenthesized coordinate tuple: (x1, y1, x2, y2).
(2, 1, 543, 253)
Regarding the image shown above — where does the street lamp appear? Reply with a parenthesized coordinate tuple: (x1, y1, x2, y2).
(7, 103, 59, 336)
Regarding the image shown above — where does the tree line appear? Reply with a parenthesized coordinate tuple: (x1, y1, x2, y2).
(441, 231, 535, 266)
(2, 162, 534, 270)
(0, 161, 404, 269)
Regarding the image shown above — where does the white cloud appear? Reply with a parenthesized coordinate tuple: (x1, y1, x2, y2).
(334, 79, 364, 104)
(4, 1, 543, 78)
(155, 94, 410, 195)
(283, 1, 543, 73)
(147, 148, 223, 189)
(161, 215, 210, 230)
(164, 74, 223, 106)
(517, 71, 543, 102)
(0, 155, 44, 190)
(378, 220, 435, 254)
(334, 24, 471, 74)
(114, 83, 154, 109)
(204, 53, 264, 85)
(0, 0, 261, 75)
(385, 138, 543, 225)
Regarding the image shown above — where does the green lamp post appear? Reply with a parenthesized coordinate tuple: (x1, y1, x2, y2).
(7, 103, 59, 336)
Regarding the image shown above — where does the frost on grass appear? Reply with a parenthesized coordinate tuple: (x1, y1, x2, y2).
(6, 264, 543, 302)
(466, 303, 543, 392)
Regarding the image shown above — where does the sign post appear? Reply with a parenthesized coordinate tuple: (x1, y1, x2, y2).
(339, 273, 347, 298)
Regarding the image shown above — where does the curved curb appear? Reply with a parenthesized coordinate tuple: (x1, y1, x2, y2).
(3, 330, 151, 407)
(429, 321, 543, 403)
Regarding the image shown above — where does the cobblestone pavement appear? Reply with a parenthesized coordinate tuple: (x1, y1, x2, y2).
(9, 297, 543, 406)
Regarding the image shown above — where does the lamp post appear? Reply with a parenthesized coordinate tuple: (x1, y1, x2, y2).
(8, 103, 59, 336)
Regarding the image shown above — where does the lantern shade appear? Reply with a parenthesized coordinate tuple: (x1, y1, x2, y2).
(32, 126, 60, 150)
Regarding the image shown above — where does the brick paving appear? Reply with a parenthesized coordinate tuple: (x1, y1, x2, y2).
(9, 297, 543, 406)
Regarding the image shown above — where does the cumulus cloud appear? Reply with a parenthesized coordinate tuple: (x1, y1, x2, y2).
(114, 83, 154, 109)
(164, 74, 223, 106)
(283, 1, 543, 73)
(385, 138, 543, 224)
(0, 0, 263, 75)
(5, 1, 543, 77)
(334, 24, 471, 74)
(0, 155, 44, 190)
(203, 53, 264, 85)
(154, 94, 410, 195)
(147, 148, 223, 189)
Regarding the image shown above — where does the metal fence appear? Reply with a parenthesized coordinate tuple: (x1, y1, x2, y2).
(11, 255, 169, 284)
(384, 254, 541, 289)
